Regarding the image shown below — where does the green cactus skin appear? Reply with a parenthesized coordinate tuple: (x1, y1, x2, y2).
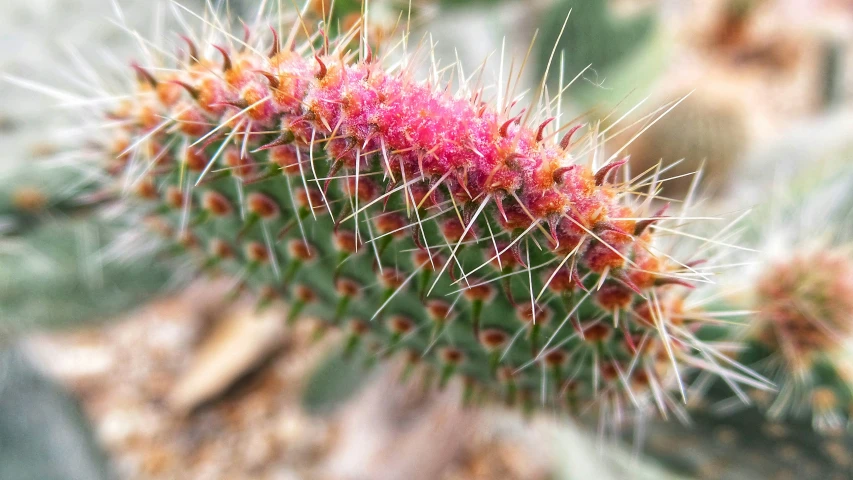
(0, 346, 114, 480)
(0, 218, 177, 336)
(538, 0, 660, 106)
(639, 400, 853, 479)
(0, 164, 103, 237)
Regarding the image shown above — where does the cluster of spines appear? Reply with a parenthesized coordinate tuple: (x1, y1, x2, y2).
(86, 5, 756, 420)
(739, 247, 853, 432)
(637, 246, 853, 476)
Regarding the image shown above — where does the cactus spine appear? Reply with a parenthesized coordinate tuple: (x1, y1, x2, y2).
(636, 154, 853, 477)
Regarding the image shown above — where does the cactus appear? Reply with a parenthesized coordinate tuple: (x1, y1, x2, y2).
(537, 0, 665, 107)
(2, 1, 765, 421)
(618, 90, 749, 200)
(301, 347, 377, 415)
(637, 246, 853, 479)
(735, 246, 853, 428)
(706, 163, 853, 428)
(631, 147, 853, 477)
(0, 217, 178, 336)
(0, 346, 113, 480)
(0, 125, 178, 336)
(0, 163, 103, 236)
(641, 400, 853, 479)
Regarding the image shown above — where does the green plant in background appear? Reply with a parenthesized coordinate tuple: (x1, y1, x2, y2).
(537, 0, 667, 109)
(0, 146, 177, 334)
(746, 246, 853, 430)
(0, 164, 101, 236)
(0, 164, 177, 336)
(0, 218, 177, 336)
(0, 157, 179, 335)
(0, 347, 113, 480)
(642, 400, 853, 479)
(635, 149, 853, 478)
(619, 90, 749, 200)
(640, 244, 853, 479)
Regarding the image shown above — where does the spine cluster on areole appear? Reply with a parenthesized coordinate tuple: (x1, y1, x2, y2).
(749, 247, 853, 431)
(118, 31, 672, 297)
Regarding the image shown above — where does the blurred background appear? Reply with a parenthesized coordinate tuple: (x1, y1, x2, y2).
(2, 0, 853, 478)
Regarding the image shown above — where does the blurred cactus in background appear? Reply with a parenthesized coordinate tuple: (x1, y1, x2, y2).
(0, 164, 100, 236)
(640, 242, 853, 478)
(538, 0, 667, 108)
(748, 247, 853, 430)
(617, 90, 749, 200)
(635, 132, 853, 478)
(0, 347, 113, 480)
(0, 217, 178, 336)
(0, 153, 176, 336)
(0, 161, 177, 337)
